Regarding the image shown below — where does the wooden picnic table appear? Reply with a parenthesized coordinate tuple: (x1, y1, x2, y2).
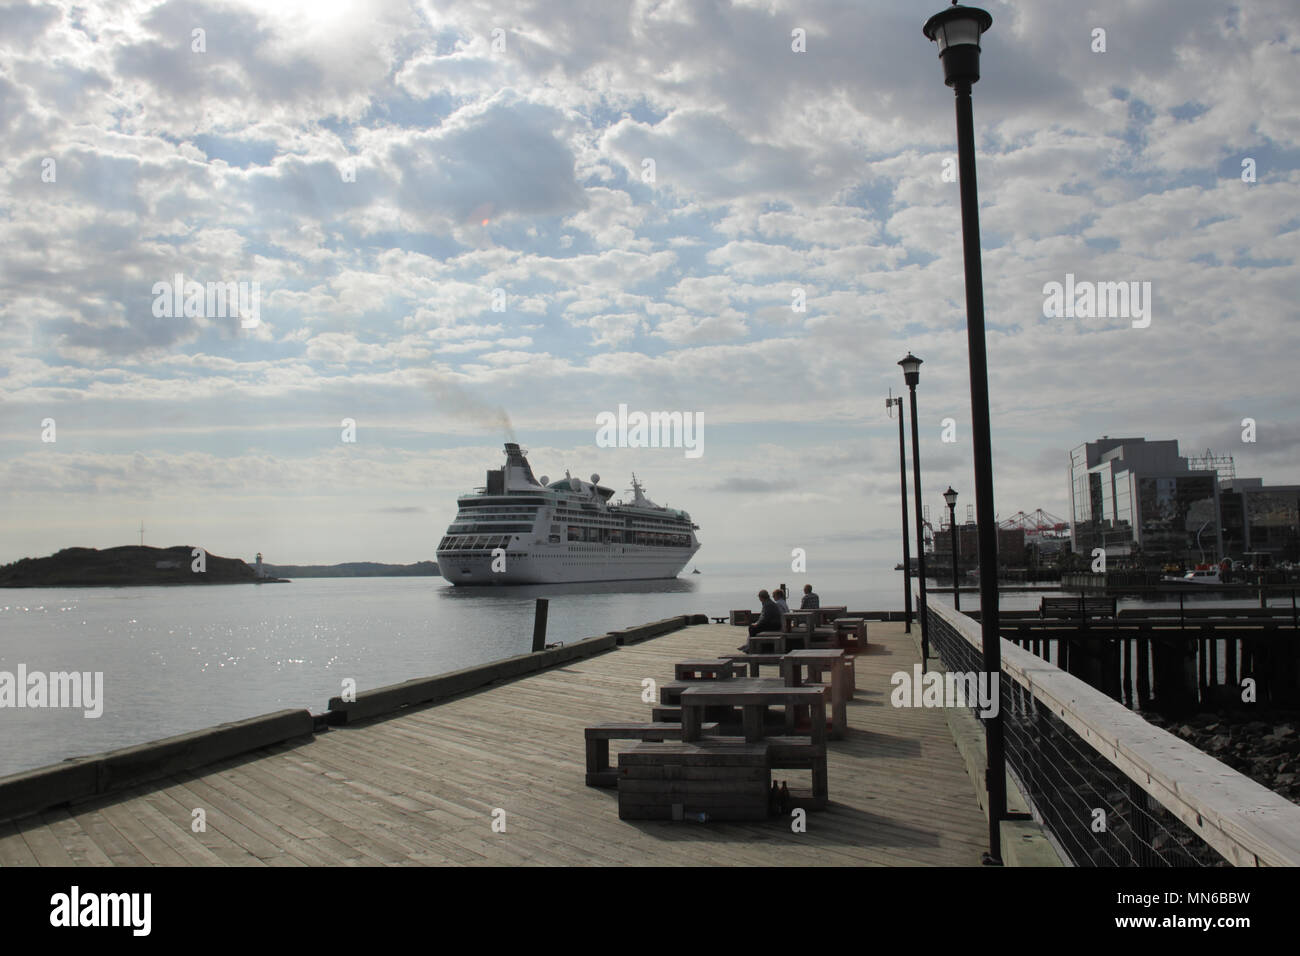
(680, 680, 829, 807)
(745, 633, 807, 654)
(680, 679, 826, 746)
(781, 649, 850, 740)
(675, 659, 742, 680)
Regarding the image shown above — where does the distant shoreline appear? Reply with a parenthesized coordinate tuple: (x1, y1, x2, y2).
(0, 546, 439, 588)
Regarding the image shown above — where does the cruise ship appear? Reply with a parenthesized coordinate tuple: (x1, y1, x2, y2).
(436, 443, 701, 585)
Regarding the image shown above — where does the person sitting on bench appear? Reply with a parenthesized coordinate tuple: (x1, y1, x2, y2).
(749, 589, 782, 636)
(800, 584, 820, 609)
(773, 588, 790, 614)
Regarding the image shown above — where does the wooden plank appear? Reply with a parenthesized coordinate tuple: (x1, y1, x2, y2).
(61, 806, 154, 867)
(225, 761, 410, 865)
(0, 820, 41, 866)
(121, 793, 229, 867)
(95, 799, 190, 866)
(16, 821, 79, 866)
(38, 809, 115, 867)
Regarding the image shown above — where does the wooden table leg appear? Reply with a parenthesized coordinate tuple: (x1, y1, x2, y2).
(743, 705, 762, 742)
(811, 696, 828, 806)
(830, 662, 846, 740)
(783, 662, 804, 732)
(682, 703, 701, 742)
(811, 697, 826, 747)
(812, 754, 828, 808)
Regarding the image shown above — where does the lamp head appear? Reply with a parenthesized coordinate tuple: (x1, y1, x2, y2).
(943, 486, 958, 508)
(923, 3, 992, 87)
(898, 352, 923, 387)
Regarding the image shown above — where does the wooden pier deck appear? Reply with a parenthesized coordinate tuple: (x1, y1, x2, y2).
(0, 622, 991, 866)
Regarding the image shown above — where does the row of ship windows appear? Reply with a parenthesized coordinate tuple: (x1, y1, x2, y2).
(439, 535, 513, 551)
(565, 527, 690, 546)
(437, 532, 690, 551)
(448, 522, 533, 534)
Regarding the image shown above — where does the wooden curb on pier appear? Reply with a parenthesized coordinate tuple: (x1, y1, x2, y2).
(0, 709, 315, 825)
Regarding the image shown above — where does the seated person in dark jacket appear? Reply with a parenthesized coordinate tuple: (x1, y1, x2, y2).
(800, 584, 820, 609)
(748, 589, 782, 636)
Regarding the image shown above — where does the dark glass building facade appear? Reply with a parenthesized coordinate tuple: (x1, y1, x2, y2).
(1069, 437, 1221, 564)
(1219, 479, 1300, 562)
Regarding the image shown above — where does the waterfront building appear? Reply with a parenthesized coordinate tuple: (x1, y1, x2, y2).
(1218, 479, 1300, 562)
(1069, 437, 1221, 565)
(929, 522, 1025, 567)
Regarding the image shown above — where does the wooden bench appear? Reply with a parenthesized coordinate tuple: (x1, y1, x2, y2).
(659, 680, 691, 705)
(617, 740, 772, 821)
(585, 721, 719, 787)
(729, 609, 754, 626)
(710, 616, 728, 624)
(782, 611, 816, 636)
(834, 618, 867, 641)
(689, 735, 828, 809)
(814, 606, 848, 626)
(746, 633, 807, 654)
(1040, 596, 1117, 621)
(763, 735, 828, 809)
(718, 653, 786, 677)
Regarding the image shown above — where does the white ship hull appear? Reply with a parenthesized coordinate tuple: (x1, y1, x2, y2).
(437, 543, 698, 586)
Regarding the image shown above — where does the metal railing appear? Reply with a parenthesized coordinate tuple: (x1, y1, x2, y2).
(927, 601, 1300, 867)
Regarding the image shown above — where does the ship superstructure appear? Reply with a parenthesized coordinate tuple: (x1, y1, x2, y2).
(436, 443, 701, 585)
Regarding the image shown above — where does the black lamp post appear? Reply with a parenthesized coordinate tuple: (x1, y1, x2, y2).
(898, 353, 928, 664)
(889, 394, 913, 633)
(923, 1, 1004, 865)
(944, 486, 960, 611)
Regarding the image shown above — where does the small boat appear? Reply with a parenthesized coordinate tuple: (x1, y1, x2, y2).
(691, 567, 700, 574)
(1164, 568, 1221, 585)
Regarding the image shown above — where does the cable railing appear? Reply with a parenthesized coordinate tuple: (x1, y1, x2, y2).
(927, 601, 1300, 867)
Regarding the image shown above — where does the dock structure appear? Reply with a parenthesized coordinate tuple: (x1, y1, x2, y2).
(0, 622, 996, 866)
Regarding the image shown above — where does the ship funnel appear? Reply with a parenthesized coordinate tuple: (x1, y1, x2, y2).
(502, 442, 541, 487)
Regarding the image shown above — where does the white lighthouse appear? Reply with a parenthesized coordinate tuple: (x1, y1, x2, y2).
(255, 552, 265, 578)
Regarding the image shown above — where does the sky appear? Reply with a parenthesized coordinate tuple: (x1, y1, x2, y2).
(1, 0, 1298, 569)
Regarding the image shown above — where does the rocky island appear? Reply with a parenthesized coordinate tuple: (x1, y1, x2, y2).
(0, 546, 287, 587)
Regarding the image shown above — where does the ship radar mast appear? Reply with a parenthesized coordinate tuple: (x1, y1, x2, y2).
(630, 473, 649, 506)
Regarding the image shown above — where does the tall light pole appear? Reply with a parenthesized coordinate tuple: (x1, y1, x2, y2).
(899, 353, 929, 665)
(945, 486, 960, 611)
(889, 393, 914, 632)
(923, 1, 1004, 865)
